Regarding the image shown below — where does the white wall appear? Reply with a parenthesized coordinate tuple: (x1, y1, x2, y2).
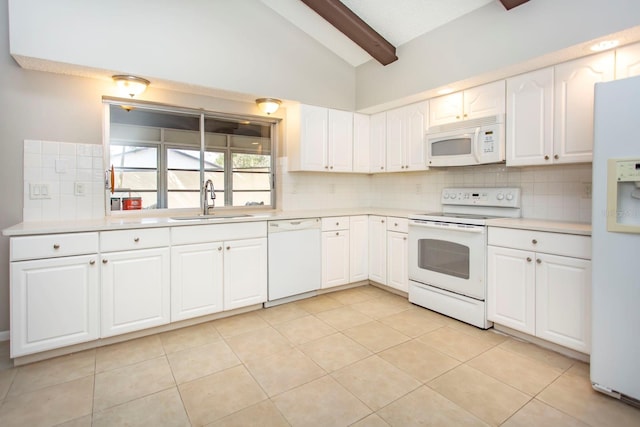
(356, 0, 640, 110)
(7, 0, 356, 110)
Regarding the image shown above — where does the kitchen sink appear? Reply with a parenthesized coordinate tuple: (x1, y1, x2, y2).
(170, 214, 253, 221)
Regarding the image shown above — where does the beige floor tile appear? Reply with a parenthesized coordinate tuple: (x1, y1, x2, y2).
(343, 321, 410, 353)
(379, 307, 446, 337)
(167, 341, 240, 384)
(0, 341, 13, 371)
(538, 371, 640, 427)
(293, 295, 344, 313)
(179, 365, 267, 426)
(377, 385, 489, 426)
(467, 347, 564, 395)
(0, 368, 16, 400)
(498, 338, 574, 371)
(93, 356, 175, 412)
(315, 306, 373, 330)
(273, 375, 371, 427)
(349, 413, 391, 427)
(8, 350, 95, 397)
(212, 312, 270, 339)
(206, 399, 289, 427)
(350, 297, 412, 319)
(159, 322, 221, 354)
(448, 322, 509, 346)
(378, 339, 460, 383)
(244, 348, 326, 397)
(359, 285, 395, 299)
(299, 333, 372, 372)
(564, 361, 590, 378)
(95, 335, 165, 373)
(332, 355, 421, 411)
(93, 388, 190, 427)
(325, 287, 375, 305)
(274, 315, 336, 345)
(428, 365, 531, 425)
(54, 414, 93, 426)
(0, 375, 93, 427)
(502, 399, 588, 427)
(257, 302, 309, 325)
(225, 326, 292, 363)
(418, 327, 495, 362)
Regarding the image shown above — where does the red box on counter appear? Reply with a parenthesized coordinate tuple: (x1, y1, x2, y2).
(122, 197, 142, 210)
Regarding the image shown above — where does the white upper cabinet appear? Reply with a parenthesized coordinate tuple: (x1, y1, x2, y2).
(506, 67, 554, 166)
(386, 101, 429, 172)
(429, 81, 505, 127)
(369, 112, 387, 173)
(287, 104, 353, 172)
(554, 51, 614, 164)
(353, 113, 371, 173)
(615, 42, 640, 79)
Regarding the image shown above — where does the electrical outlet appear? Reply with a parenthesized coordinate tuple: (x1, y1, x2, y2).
(415, 184, 423, 194)
(74, 182, 86, 196)
(583, 182, 592, 199)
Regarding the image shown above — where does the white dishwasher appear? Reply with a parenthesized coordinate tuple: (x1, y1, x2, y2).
(267, 218, 321, 305)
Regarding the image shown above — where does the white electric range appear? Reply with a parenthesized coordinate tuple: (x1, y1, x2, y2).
(408, 187, 521, 329)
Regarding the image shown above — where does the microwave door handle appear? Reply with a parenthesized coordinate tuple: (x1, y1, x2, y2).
(473, 127, 482, 163)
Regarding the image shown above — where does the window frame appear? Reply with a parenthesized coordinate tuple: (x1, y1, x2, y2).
(103, 98, 278, 216)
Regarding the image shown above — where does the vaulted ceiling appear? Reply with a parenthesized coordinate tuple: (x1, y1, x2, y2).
(260, 0, 530, 66)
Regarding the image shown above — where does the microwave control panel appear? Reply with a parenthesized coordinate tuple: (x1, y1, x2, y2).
(481, 130, 497, 153)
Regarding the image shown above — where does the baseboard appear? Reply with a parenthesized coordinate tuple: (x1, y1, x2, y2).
(0, 330, 9, 342)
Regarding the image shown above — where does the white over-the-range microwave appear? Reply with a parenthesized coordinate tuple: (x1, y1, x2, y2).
(426, 114, 505, 167)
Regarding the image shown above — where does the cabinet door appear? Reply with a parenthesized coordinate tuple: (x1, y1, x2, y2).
(11, 255, 99, 357)
(464, 81, 506, 120)
(404, 101, 429, 171)
(370, 112, 387, 173)
(299, 104, 328, 171)
(615, 42, 640, 79)
(536, 253, 591, 353)
(353, 113, 371, 173)
(429, 92, 463, 126)
(328, 109, 353, 172)
(101, 247, 170, 337)
(349, 216, 369, 283)
(171, 243, 224, 322)
(224, 238, 268, 310)
(487, 246, 535, 334)
(554, 52, 614, 163)
(506, 68, 554, 166)
(322, 230, 350, 288)
(386, 231, 408, 292)
(385, 107, 405, 172)
(368, 216, 387, 284)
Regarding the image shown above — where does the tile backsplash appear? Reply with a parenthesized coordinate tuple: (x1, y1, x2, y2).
(23, 140, 105, 221)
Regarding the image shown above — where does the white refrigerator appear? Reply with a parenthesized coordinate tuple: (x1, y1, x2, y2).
(591, 75, 640, 405)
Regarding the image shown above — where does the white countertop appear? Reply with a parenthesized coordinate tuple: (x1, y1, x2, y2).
(2, 208, 416, 237)
(487, 218, 591, 236)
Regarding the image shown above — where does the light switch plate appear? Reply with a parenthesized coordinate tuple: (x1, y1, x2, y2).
(29, 183, 51, 199)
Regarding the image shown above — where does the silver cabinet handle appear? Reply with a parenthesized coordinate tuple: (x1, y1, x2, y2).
(134, 237, 140, 243)
(526, 257, 532, 262)
(532, 239, 538, 244)
(89, 259, 96, 265)
(335, 232, 339, 236)
(102, 259, 108, 264)
(544, 155, 550, 160)
(536, 258, 542, 264)
(53, 244, 60, 250)
(381, 219, 385, 223)
(226, 246, 231, 250)
(218, 246, 223, 251)
(554, 154, 559, 160)
(394, 222, 399, 227)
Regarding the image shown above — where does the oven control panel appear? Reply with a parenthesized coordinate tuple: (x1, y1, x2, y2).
(441, 187, 521, 208)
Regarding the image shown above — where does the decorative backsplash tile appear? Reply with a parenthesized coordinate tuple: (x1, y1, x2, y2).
(23, 140, 105, 222)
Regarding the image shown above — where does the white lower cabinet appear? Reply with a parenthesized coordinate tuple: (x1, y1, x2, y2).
(386, 218, 409, 292)
(368, 216, 387, 284)
(349, 216, 369, 283)
(171, 242, 224, 321)
(223, 238, 268, 310)
(487, 227, 591, 353)
(10, 254, 99, 357)
(100, 247, 170, 337)
(321, 217, 350, 289)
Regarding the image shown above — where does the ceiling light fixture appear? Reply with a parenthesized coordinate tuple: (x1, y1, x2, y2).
(256, 98, 281, 115)
(590, 40, 620, 52)
(112, 75, 150, 98)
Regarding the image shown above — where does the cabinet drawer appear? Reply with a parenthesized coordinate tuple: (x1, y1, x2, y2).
(386, 217, 409, 233)
(172, 221, 267, 246)
(322, 216, 350, 231)
(100, 228, 170, 252)
(488, 227, 591, 259)
(11, 232, 98, 261)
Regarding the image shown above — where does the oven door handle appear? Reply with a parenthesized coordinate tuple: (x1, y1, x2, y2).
(410, 221, 484, 233)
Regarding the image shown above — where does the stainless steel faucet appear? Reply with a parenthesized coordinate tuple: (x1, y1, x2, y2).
(202, 179, 216, 215)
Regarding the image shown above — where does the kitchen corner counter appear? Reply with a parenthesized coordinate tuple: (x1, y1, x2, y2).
(487, 218, 591, 236)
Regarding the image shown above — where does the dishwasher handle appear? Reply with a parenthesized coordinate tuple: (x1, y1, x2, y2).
(268, 218, 321, 233)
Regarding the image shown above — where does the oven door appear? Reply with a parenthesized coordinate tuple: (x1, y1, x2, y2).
(408, 220, 486, 300)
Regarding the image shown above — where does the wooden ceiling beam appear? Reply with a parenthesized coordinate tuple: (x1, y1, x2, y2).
(499, 0, 530, 10)
(300, 0, 398, 66)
